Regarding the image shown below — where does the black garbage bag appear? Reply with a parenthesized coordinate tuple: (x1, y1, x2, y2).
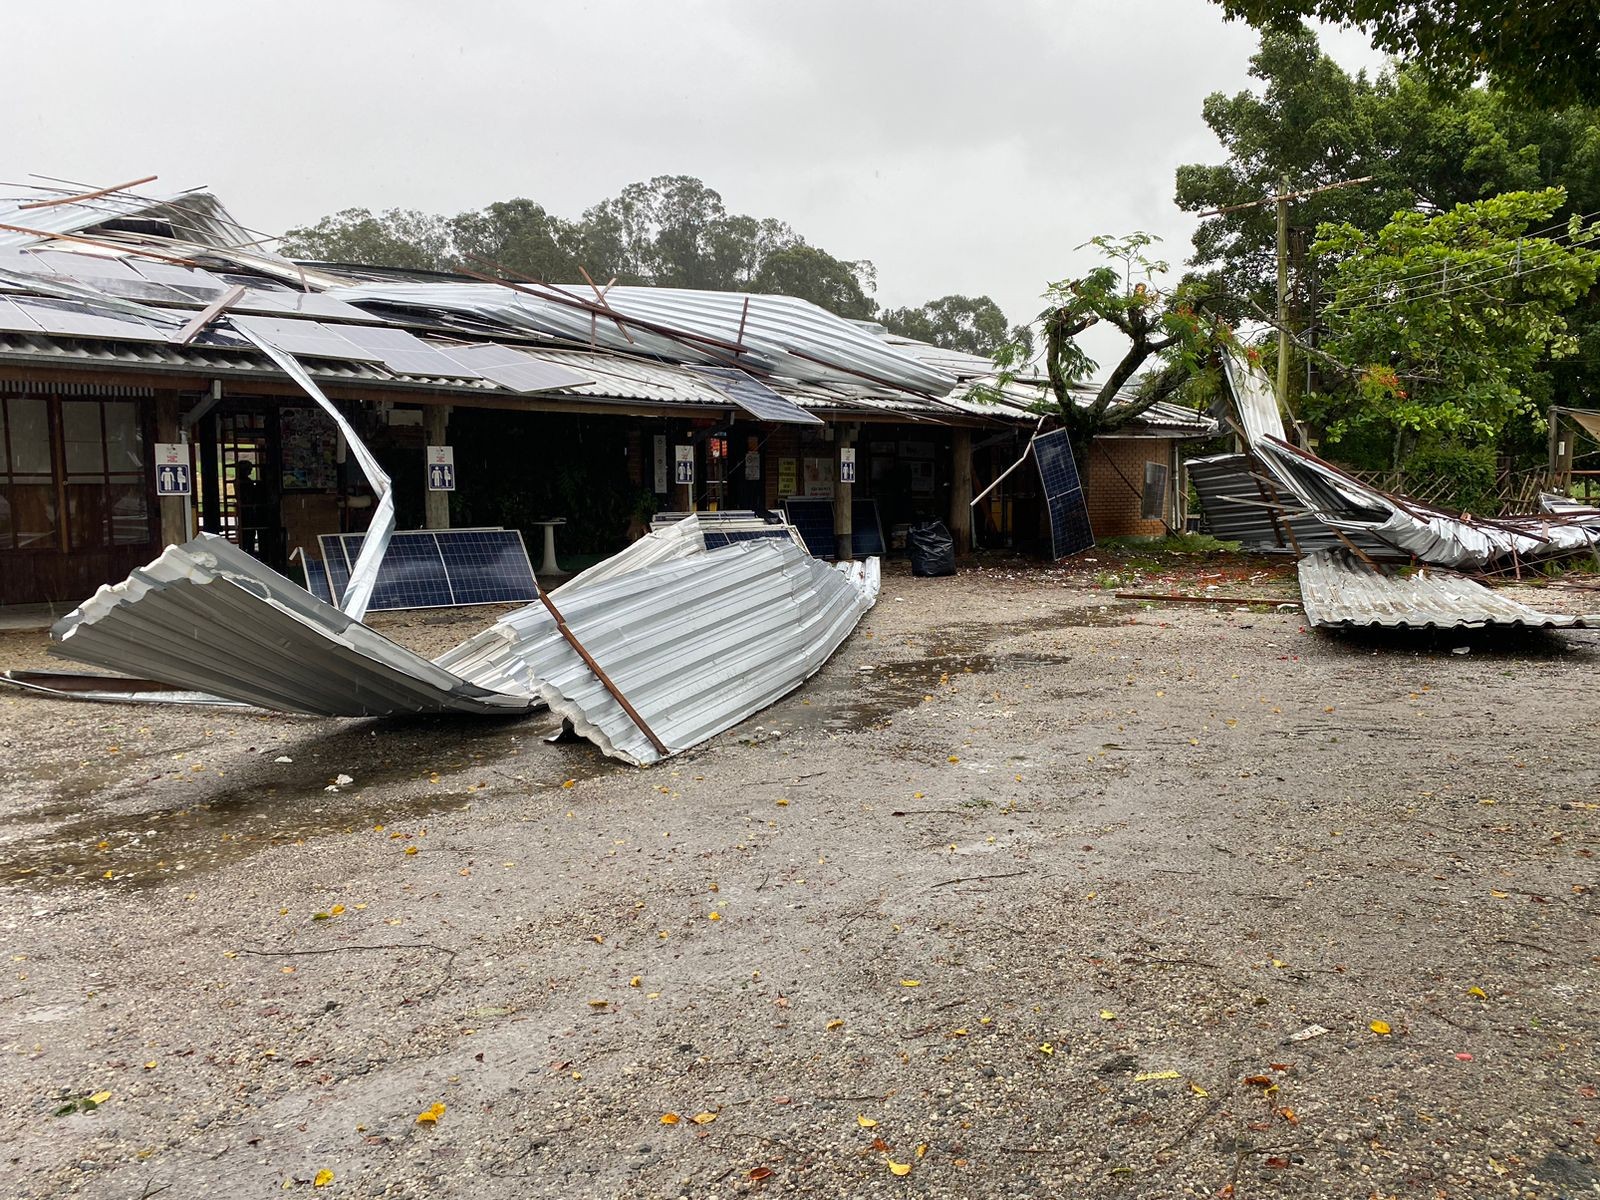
(908, 521, 956, 577)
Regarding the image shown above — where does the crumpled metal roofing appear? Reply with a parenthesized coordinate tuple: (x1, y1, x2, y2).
(0, 185, 264, 254)
(1299, 549, 1593, 630)
(50, 536, 536, 716)
(1220, 349, 1288, 446)
(1256, 438, 1600, 568)
(462, 541, 880, 766)
(1187, 453, 1388, 555)
(330, 280, 957, 396)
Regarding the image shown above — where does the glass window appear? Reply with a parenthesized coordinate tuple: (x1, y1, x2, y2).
(104, 401, 143, 473)
(63, 401, 105, 475)
(6, 397, 52, 475)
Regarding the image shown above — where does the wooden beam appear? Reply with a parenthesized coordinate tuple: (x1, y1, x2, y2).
(169, 284, 246, 346)
(17, 175, 159, 210)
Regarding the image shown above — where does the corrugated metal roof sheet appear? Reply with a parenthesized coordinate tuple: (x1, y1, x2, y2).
(1299, 549, 1595, 630)
(1187, 453, 1388, 555)
(1221, 349, 1288, 446)
(0, 185, 264, 254)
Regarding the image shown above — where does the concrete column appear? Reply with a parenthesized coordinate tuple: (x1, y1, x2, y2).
(424, 405, 451, 530)
(155, 393, 187, 546)
(949, 426, 973, 556)
(833, 423, 857, 561)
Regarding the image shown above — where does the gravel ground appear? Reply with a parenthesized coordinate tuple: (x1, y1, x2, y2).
(0, 550, 1597, 1200)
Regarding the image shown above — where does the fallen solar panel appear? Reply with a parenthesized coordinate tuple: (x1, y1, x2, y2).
(43, 514, 879, 765)
(781, 498, 886, 559)
(310, 528, 538, 610)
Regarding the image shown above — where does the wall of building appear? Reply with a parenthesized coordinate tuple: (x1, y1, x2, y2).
(1085, 437, 1175, 539)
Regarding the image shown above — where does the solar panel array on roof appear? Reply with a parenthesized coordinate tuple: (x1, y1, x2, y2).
(1032, 429, 1095, 559)
(692, 365, 824, 426)
(230, 314, 386, 362)
(782, 498, 885, 559)
(335, 324, 484, 380)
(9, 296, 171, 341)
(316, 528, 538, 611)
(434, 343, 594, 394)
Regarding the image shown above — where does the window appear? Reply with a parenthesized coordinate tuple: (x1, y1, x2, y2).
(0, 396, 57, 550)
(0, 395, 153, 552)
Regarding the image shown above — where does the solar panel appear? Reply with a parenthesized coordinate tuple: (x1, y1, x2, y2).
(300, 551, 335, 605)
(335, 324, 485, 380)
(316, 528, 538, 611)
(849, 498, 886, 556)
(230, 314, 386, 362)
(692, 366, 823, 426)
(8, 296, 171, 342)
(434, 343, 594, 394)
(1032, 428, 1095, 559)
(783, 498, 837, 558)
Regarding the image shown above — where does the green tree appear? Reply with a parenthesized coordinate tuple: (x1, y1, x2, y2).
(1210, 0, 1600, 108)
(449, 198, 580, 282)
(750, 244, 877, 319)
(880, 294, 1035, 358)
(279, 207, 455, 271)
(1310, 188, 1600, 459)
(992, 235, 1229, 479)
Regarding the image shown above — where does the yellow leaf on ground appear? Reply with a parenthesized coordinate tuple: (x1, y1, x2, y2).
(561, 779, 576, 788)
(659, 1112, 680, 1125)
(415, 1102, 446, 1124)
(1189, 1080, 1209, 1096)
(88, 1091, 112, 1105)
(950, 1028, 968, 1037)
(329, 904, 345, 916)
(1038, 1042, 1054, 1055)
(888, 1159, 912, 1176)
(899, 979, 920, 988)
(313, 1169, 334, 1187)
(1133, 1070, 1181, 1082)
(588, 999, 608, 1009)
(1100, 1010, 1117, 1020)
(1370, 1020, 1392, 1035)
(826, 1019, 845, 1030)
(915, 1143, 928, 1159)
(143, 1061, 157, 1071)
(630, 976, 642, 988)
(947, 755, 960, 763)
(404, 846, 418, 856)
(708, 911, 722, 921)
(691, 1111, 718, 1125)
(1467, 986, 1487, 999)
(857, 1114, 878, 1128)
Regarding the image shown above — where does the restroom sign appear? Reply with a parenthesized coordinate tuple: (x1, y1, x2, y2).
(674, 444, 695, 485)
(839, 446, 857, 483)
(427, 445, 455, 492)
(154, 443, 191, 496)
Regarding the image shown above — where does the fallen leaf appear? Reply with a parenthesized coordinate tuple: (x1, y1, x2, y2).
(1133, 1070, 1181, 1082)
(691, 1111, 718, 1125)
(1370, 1020, 1392, 1036)
(1038, 1042, 1054, 1055)
(707, 912, 722, 922)
(1100, 1010, 1117, 1021)
(404, 846, 418, 856)
(143, 1061, 157, 1071)
(313, 1169, 334, 1187)
(947, 755, 960, 764)
(857, 1114, 878, 1128)
(659, 1113, 680, 1125)
(1455, 1052, 1474, 1062)
(899, 979, 920, 988)
(748, 1167, 773, 1181)
(1467, 986, 1487, 999)
(415, 1102, 446, 1124)
(915, 1143, 928, 1159)
(826, 1019, 845, 1030)
(588, 999, 608, 1009)
(1264, 1155, 1290, 1169)
(329, 904, 345, 916)
(871, 1137, 891, 1152)
(1189, 1080, 1209, 1097)
(887, 1159, 912, 1176)
(950, 1027, 969, 1037)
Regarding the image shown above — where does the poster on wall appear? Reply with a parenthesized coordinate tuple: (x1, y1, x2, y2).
(803, 456, 834, 498)
(279, 407, 337, 490)
(743, 436, 761, 481)
(777, 457, 798, 496)
(653, 434, 668, 493)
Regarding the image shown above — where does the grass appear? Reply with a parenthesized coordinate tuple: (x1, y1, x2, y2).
(1096, 533, 1242, 557)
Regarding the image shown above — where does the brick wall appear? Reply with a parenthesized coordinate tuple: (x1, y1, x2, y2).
(1085, 438, 1171, 538)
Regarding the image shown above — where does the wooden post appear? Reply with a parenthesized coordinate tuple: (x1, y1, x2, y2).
(155, 392, 188, 546)
(424, 405, 452, 529)
(950, 426, 973, 556)
(834, 423, 857, 561)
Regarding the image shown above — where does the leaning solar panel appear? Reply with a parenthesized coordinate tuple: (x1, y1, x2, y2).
(849, 499, 886, 556)
(317, 528, 538, 611)
(1032, 428, 1095, 559)
(782, 499, 837, 559)
(298, 550, 336, 605)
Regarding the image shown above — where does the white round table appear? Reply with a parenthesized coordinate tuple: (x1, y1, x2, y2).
(530, 518, 568, 576)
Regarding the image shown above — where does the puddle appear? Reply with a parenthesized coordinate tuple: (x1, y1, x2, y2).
(1, 712, 625, 893)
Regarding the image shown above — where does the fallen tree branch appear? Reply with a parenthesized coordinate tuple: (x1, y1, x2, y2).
(932, 871, 1030, 888)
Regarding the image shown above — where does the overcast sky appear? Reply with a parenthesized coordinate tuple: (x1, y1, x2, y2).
(8, 0, 1383, 373)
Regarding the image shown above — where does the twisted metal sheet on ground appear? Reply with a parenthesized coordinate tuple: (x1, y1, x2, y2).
(1187, 453, 1385, 555)
(449, 540, 879, 766)
(49, 536, 536, 717)
(1298, 550, 1593, 630)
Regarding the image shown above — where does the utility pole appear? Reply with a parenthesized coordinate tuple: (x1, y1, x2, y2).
(1276, 176, 1291, 414)
(1199, 174, 1373, 438)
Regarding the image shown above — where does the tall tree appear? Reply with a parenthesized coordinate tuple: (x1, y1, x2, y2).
(280, 207, 455, 271)
(991, 235, 1229, 481)
(881, 294, 1035, 358)
(448, 198, 579, 282)
(750, 245, 877, 320)
(1310, 188, 1600, 457)
(1210, 0, 1600, 108)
